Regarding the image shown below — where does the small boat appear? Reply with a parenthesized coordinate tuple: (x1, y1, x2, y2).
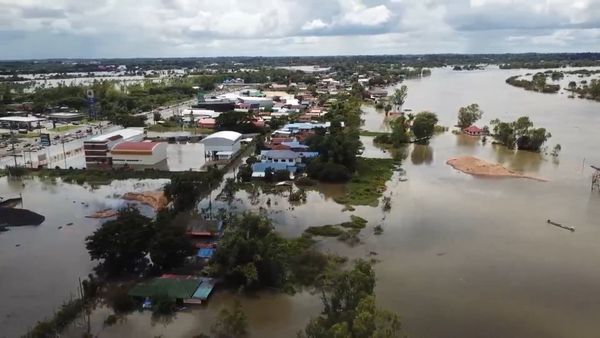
(0, 197, 23, 209)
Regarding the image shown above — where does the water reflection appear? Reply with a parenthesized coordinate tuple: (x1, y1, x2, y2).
(493, 145, 543, 174)
(455, 134, 480, 148)
(411, 145, 434, 165)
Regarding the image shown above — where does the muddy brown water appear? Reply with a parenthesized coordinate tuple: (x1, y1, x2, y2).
(3, 66, 600, 338)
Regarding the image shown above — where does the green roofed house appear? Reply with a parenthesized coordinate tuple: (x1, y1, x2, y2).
(128, 274, 216, 305)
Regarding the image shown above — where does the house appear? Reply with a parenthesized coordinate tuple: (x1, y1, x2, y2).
(251, 162, 297, 179)
(111, 141, 167, 168)
(463, 125, 487, 136)
(128, 275, 216, 305)
(200, 130, 242, 160)
(369, 88, 388, 98)
(260, 150, 301, 164)
(280, 141, 310, 152)
(84, 128, 144, 167)
(186, 218, 223, 238)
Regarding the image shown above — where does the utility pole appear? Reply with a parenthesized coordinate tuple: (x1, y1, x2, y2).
(62, 140, 67, 168)
(10, 131, 18, 167)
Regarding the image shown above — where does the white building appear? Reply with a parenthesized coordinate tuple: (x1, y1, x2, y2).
(83, 128, 144, 167)
(111, 141, 167, 168)
(200, 131, 242, 160)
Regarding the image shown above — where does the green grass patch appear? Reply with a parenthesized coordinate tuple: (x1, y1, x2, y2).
(434, 125, 449, 134)
(359, 130, 390, 137)
(305, 224, 345, 237)
(340, 215, 368, 229)
(14, 132, 42, 138)
(334, 158, 395, 206)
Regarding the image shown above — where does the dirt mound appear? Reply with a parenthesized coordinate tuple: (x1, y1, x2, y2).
(446, 156, 545, 181)
(122, 191, 168, 210)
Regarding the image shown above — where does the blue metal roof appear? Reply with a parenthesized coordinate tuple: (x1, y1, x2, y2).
(197, 248, 215, 259)
(191, 277, 216, 300)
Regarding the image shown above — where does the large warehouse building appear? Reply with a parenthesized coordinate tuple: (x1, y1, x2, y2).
(111, 141, 168, 169)
(200, 131, 242, 160)
(83, 128, 144, 167)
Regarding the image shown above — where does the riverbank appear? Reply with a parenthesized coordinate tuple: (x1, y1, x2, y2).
(446, 156, 546, 181)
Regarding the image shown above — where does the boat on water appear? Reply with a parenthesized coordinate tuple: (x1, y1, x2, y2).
(0, 197, 22, 209)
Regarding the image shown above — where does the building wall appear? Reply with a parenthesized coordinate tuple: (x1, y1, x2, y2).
(84, 131, 145, 166)
(203, 140, 241, 155)
(112, 143, 167, 166)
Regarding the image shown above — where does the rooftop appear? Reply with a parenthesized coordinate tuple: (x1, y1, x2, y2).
(87, 128, 144, 142)
(464, 125, 485, 132)
(0, 116, 46, 123)
(262, 149, 300, 160)
(201, 130, 242, 142)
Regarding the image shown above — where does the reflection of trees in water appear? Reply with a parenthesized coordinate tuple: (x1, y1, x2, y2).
(455, 134, 479, 148)
(411, 145, 434, 165)
(511, 151, 543, 173)
(391, 145, 409, 162)
(493, 144, 543, 173)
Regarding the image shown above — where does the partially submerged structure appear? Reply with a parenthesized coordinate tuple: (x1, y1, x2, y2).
(128, 275, 216, 305)
(84, 128, 144, 167)
(463, 125, 488, 136)
(111, 141, 167, 168)
(200, 131, 242, 160)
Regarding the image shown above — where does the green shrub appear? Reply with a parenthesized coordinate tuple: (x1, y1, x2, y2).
(305, 225, 344, 237)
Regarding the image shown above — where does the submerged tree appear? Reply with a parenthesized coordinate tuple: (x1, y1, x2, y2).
(210, 301, 249, 338)
(85, 207, 154, 276)
(457, 103, 483, 129)
(490, 116, 551, 152)
(209, 213, 290, 290)
(390, 85, 407, 111)
(299, 260, 402, 338)
(411, 111, 438, 143)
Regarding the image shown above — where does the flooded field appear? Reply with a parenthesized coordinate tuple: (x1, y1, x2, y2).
(2, 67, 600, 337)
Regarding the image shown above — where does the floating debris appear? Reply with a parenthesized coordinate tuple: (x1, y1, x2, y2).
(122, 191, 168, 210)
(547, 219, 575, 232)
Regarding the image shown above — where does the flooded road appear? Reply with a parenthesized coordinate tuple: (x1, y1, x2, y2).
(3, 67, 600, 337)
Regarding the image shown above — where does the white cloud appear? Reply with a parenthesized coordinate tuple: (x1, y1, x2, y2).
(302, 19, 330, 31)
(0, 0, 599, 58)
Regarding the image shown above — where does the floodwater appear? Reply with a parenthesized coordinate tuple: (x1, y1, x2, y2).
(4, 66, 600, 338)
(0, 178, 168, 338)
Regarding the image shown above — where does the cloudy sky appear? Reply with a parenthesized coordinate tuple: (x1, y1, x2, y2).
(1, 0, 600, 59)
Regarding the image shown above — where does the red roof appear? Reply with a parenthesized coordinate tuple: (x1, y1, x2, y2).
(464, 125, 484, 133)
(111, 141, 161, 152)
